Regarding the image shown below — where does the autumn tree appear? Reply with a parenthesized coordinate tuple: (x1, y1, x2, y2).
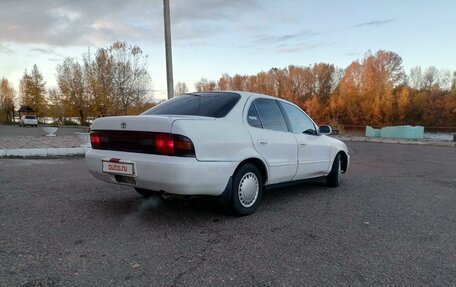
(330, 50, 405, 125)
(174, 82, 188, 95)
(397, 86, 410, 124)
(304, 63, 340, 121)
(194, 78, 216, 91)
(57, 58, 89, 125)
(330, 61, 364, 124)
(19, 65, 47, 117)
(47, 88, 65, 124)
(445, 71, 456, 126)
(0, 78, 15, 123)
(409, 67, 423, 89)
(109, 41, 151, 115)
(217, 73, 231, 90)
(83, 48, 114, 117)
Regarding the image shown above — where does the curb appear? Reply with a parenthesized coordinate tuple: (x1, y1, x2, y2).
(336, 137, 456, 147)
(0, 147, 90, 158)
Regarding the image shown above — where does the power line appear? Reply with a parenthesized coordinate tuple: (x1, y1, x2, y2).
(0, 0, 78, 22)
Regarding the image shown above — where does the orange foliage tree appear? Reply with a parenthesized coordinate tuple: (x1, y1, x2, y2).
(195, 50, 454, 127)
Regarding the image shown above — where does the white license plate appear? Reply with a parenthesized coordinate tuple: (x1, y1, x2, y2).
(102, 161, 135, 176)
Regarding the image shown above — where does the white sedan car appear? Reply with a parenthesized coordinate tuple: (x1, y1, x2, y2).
(19, 115, 38, 127)
(86, 91, 349, 215)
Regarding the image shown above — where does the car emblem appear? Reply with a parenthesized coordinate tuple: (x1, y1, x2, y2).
(121, 122, 127, 129)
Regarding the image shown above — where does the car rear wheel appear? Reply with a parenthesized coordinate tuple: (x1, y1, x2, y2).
(326, 153, 341, 187)
(134, 187, 160, 197)
(231, 163, 263, 215)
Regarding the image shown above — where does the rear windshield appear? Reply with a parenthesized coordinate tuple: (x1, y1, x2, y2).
(143, 92, 241, 118)
(25, 115, 36, 119)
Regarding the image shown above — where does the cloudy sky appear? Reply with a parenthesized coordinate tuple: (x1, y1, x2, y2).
(0, 0, 455, 100)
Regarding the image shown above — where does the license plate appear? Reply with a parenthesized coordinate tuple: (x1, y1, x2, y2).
(102, 161, 135, 176)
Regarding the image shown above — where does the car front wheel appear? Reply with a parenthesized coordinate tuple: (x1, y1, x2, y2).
(326, 153, 342, 187)
(231, 163, 263, 216)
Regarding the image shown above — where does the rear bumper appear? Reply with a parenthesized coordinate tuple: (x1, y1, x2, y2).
(22, 121, 37, 125)
(85, 149, 238, 196)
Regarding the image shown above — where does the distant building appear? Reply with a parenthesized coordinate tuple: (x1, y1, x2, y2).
(18, 105, 36, 119)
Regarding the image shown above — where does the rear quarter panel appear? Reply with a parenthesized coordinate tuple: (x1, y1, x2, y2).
(171, 118, 257, 162)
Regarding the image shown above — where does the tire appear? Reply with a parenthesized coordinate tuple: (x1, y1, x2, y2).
(134, 187, 159, 197)
(231, 163, 263, 216)
(326, 153, 341, 187)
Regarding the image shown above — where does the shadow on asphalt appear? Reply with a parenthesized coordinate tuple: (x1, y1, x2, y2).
(88, 179, 332, 220)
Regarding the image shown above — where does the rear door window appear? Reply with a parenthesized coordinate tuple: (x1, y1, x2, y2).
(252, 99, 288, 132)
(247, 104, 262, 128)
(143, 92, 241, 118)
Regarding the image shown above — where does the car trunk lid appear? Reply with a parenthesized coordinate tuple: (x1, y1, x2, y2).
(89, 115, 214, 156)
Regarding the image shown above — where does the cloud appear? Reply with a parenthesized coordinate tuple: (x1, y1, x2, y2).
(354, 19, 394, 28)
(0, 43, 14, 54)
(255, 30, 319, 44)
(276, 42, 325, 53)
(0, 0, 260, 47)
(48, 57, 63, 62)
(30, 47, 63, 57)
(345, 52, 358, 57)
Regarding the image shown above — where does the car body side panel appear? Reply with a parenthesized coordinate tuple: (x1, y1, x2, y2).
(171, 118, 258, 163)
(245, 127, 298, 184)
(241, 96, 299, 184)
(292, 133, 332, 180)
(325, 135, 350, 172)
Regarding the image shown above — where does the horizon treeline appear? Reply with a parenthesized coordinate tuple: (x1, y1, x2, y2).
(1, 46, 456, 127)
(192, 50, 456, 127)
(1, 41, 153, 125)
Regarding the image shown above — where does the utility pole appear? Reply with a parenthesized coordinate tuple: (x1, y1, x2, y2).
(163, 0, 174, 99)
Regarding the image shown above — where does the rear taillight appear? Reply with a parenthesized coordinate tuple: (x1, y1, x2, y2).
(154, 134, 174, 155)
(154, 133, 195, 157)
(90, 130, 195, 157)
(90, 132, 101, 148)
(173, 135, 195, 157)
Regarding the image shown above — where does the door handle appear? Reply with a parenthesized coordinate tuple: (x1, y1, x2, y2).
(299, 141, 307, 146)
(257, 139, 268, 145)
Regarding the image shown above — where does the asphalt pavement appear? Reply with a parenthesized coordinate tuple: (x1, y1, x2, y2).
(1, 142, 455, 286)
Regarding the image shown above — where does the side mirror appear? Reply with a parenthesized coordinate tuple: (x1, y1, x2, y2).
(319, 125, 332, 135)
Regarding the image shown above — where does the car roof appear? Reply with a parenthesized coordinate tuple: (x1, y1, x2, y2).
(194, 90, 283, 101)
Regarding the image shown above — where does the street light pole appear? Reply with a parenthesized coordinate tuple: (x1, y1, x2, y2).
(163, 0, 174, 99)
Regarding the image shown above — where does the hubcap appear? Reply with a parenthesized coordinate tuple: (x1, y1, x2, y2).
(238, 172, 259, 208)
